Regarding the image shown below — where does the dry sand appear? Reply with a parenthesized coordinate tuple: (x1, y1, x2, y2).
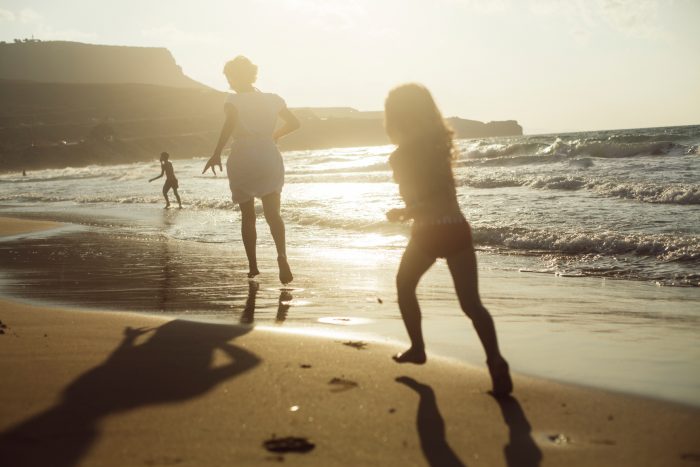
(0, 216, 698, 467)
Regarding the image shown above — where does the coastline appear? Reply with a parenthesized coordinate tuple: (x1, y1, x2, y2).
(0, 212, 699, 407)
(0, 216, 698, 466)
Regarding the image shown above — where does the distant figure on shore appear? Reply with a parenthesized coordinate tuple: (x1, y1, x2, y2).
(203, 56, 300, 284)
(149, 151, 182, 209)
(22, 169, 26, 176)
(384, 83, 512, 396)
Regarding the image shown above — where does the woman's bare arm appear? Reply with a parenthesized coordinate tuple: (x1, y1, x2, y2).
(203, 105, 237, 175)
(272, 107, 300, 142)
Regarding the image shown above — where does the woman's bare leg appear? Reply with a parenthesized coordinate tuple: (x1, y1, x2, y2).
(239, 199, 259, 278)
(446, 246, 512, 395)
(394, 239, 435, 364)
(261, 192, 292, 284)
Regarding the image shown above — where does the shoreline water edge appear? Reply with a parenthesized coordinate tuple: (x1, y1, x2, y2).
(1, 126, 699, 408)
(0, 267, 698, 466)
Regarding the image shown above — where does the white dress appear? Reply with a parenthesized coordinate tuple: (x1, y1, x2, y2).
(225, 92, 286, 203)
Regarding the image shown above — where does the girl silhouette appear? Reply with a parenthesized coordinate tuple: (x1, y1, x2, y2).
(384, 83, 512, 396)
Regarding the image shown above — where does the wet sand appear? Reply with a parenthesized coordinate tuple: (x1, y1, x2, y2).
(0, 300, 699, 466)
(0, 216, 62, 237)
(1, 211, 699, 407)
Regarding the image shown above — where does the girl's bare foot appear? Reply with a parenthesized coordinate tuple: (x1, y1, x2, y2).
(392, 347, 427, 364)
(248, 266, 260, 278)
(277, 256, 293, 284)
(487, 358, 513, 397)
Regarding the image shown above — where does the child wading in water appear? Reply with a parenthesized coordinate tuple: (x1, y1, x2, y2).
(149, 152, 182, 208)
(384, 83, 512, 396)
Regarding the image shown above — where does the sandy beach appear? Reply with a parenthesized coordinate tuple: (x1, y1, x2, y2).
(1, 298, 698, 467)
(0, 217, 697, 466)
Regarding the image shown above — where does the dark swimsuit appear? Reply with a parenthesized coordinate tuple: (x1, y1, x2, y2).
(390, 145, 472, 259)
(411, 216, 473, 259)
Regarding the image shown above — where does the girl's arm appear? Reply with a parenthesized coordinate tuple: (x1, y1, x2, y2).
(203, 105, 237, 175)
(387, 191, 456, 222)
(272, 108, 300, 142)
(386, 202, 431, 222)
(148, 166, 165, 182)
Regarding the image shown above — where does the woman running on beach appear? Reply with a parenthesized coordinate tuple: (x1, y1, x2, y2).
(149, 151, 182, 209)
(384, 83, 512, 396)
(203, 56, 300, 284)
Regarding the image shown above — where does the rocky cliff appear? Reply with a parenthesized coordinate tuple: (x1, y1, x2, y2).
(0, 41, 523, 171)
(0, 41, 205, 88)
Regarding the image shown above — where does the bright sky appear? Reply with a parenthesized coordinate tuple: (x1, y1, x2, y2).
(1, 0, 699, 133)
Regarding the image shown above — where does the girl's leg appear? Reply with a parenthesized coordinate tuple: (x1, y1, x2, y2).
(172, 188, 182, 208)
(162, 185, 170, 208)
(446, 246, 512, 395)
(394, 239, 435, 364)
(261, 192, 293, 284)
(239, 199, 259, 278)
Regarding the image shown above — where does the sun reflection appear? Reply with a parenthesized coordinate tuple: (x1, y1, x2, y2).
(308, 246, 396, 266)
(347, 233, 406, 248)
(318, 316, 373, 326)
(289, 182, 386, 201)
(255, 324, 364, 341)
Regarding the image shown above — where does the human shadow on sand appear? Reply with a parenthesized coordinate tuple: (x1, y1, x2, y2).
(396, 376, 466, 467)
(0, 320, 260, 467)
(491, 394, 543, 467)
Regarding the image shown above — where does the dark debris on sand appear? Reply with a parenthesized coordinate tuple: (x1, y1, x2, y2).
(0, 320, 7, 335)
(328, 377, 359, 392)
(263, 436, 315, 454)
(300, 364, 312, 369)
(548, 433, 571, 445)
(342, 340, 367, 350)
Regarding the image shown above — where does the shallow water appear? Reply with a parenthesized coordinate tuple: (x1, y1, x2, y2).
(2, 125, 698, 286)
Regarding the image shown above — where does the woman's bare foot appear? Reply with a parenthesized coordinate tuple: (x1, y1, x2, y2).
(247, 265, 260, 278)
(277, 256, 293, 284)
(392, 347, 427, 364)
(487, 358, 513, 397)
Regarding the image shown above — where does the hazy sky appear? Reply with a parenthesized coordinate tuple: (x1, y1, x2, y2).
(1, 0, 699, 133)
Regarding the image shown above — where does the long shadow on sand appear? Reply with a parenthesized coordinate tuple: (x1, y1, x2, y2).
(491, 395, 543, 467)
(0, 320, 260, 467)
(396, 376, 466, 467)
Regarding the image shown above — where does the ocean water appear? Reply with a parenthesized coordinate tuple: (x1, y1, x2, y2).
(0, 125, 699, 405)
